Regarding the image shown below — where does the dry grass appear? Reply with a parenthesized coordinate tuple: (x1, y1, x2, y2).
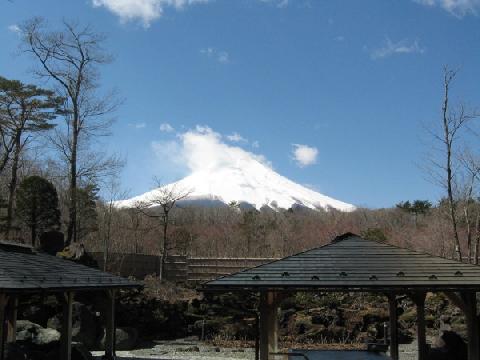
(142, 275, 199, 302)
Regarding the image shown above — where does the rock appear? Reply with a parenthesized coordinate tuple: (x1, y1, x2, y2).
(56, 243, 97, 267)
(99, 327, 138, 351)
(71, 303, 99, 350)
(47, 302, 99, 350)
(39, 231, 64, 255)
(21, 305, 50, 327)
(177, 346, 199, 352)
(19, 297, 59, 328)
(72, 342, 95, 360)
(280, 308, 296, 326)
(16, 320, 60, 348)
(3, 343, 28, 360)
(44, 342, 94, 360)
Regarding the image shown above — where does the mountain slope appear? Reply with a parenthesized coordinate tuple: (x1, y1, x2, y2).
(116, 156, 356, 211)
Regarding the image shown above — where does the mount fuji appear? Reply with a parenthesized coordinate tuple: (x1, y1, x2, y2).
(116, 126, 355, 211)
(116, 156, 355, 212)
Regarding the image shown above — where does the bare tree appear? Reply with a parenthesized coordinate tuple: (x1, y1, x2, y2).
(20, 18, 119, 245)
(99, 178, 128, 271)
(126, 208, 145, 254)
(135, 180, 191, 281)
(426, 67, 479, 260)
(459, 150, 480, 263)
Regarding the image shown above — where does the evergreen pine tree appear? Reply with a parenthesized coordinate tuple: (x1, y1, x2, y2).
(16, 176, 60, 247)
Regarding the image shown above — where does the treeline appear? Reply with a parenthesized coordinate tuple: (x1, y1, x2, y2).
(0, 18, 121, 247)
(85, 198, 479, 263)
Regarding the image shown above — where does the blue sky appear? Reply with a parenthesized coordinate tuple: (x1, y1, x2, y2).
(1, 0, 480, 208)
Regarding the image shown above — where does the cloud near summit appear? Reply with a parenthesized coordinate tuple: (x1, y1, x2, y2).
(151, 126, 271, 175)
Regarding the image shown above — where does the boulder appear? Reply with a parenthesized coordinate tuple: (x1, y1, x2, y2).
(39, 231, 65, 255)
(16, 320, 60, 352)
(434, 331, 467, 360)
(44, 342, 94, 360)
(56, 243, 97, 267)
(98, 327, 138, 351)
(3, 343, 28, 360)
(20, 305, 50, 327)
(47, 302, 99, 350)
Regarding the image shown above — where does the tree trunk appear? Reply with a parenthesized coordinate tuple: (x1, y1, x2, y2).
(6, 132, 22, 239)
(442, 71, 462, 261)
(475, 214, 480, 265)
(103, 202, 113, 272)
(31, 225, 36, 247)
(0, 139, 14, 176)
(160, 212, 168, 282)
(67, 112, 79, 245)
(464, 205, 473, 263)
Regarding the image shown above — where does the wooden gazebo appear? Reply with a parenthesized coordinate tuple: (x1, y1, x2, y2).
(203, 233, 480, 360)
(0, 241, 141, 360)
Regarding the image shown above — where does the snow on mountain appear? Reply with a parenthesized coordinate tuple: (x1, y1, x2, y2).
(116, 126, 356, 211)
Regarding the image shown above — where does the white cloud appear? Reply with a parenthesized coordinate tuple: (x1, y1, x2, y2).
(91, 0, 210, 27)
(129, 122, 147, 128)
(151, 139, 185, 168)
(371, 38, 425, 60)
(200, 47, 230, 64)
(414, 0, 480, 17)
(260, 0, 289, 8)
(334, 35, 345, 42)
(252, 141, 260, 148)
(217, 51, 230, 64)
(292, 144, 318, 167)
(160, 122, 174, 132)
(7, 24, 20, 34)
(151, 126, 271, 174)
(226, 132, 247, 143)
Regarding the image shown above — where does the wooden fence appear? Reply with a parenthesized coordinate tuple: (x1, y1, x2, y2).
(89, 252, 277, 283)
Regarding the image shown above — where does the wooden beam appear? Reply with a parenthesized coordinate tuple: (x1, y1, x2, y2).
(60, 292, 74, 360)
(259, 291, 279, 360)
(461, 292, 479, 360)
(388, 294, 399, 360)
(104, 289, 116, 360)
(6, 296, 17, 344)
(0, 294, 8, 360)
(412, 292, 427, 360)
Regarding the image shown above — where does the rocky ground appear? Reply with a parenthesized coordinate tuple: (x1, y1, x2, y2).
(91, 339, 419, 359)
(12, 280, 468, 360)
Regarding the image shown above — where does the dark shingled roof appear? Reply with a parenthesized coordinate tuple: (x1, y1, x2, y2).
(0, 242, 140, 293)
(203, 233, 480, 292)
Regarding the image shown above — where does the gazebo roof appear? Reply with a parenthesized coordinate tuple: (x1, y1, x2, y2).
(203, 233, 480, 292)
(0, 242, 140, 293)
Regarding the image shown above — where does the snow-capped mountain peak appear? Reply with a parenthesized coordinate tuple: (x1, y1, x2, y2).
(116, 157, 355, 211)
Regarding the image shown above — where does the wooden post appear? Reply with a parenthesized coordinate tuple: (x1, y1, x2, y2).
(104, 289, 116, 360)
(6, 296, 17, 344)
(259, 291, 279, 360)
(388, 294, 399, 360)
(255, 312, 259, 360)
(0, 294, 8, 360)
(60, 292, 74, 360)
(413, 292, 427, 360)
(462, 292, 479, 360)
